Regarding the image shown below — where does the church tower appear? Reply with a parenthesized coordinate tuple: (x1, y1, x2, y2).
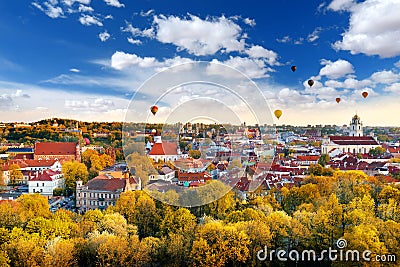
(349, 114, 363, 137)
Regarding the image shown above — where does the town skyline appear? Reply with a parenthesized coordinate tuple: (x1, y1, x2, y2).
(1, 0, 400, 126)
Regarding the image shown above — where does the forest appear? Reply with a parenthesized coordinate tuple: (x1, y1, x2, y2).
(0, 170, 399, 267)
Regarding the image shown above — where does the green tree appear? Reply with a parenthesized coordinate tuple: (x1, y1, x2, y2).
(318, 153, 330, 167)
(368, 146, 387, 157)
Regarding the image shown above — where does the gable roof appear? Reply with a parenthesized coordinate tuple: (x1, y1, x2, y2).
(29, 170, 61, 181)
(149, 142, 178, 156)
(35, 142, 77, 155)
(85, 175, 128, 191)
(329, 136, 379, 146)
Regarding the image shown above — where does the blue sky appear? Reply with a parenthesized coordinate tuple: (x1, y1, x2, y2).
(1, 0, 400, 126)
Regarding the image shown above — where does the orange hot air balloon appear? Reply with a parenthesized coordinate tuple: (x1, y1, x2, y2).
(291, 65, 296, 72)
(308, 79, 314, 87)
(362, 91, 368, 98)
(150, 105, 158, 115)
(274, 109, 282, 120)
(336, 97, 341, 103)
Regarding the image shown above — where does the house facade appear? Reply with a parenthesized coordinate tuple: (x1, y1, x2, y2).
(75, 174, 141, 213)
(28, 170, 64, 197)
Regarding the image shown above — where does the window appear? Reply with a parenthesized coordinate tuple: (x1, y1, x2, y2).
(42, 183, 44, 186)
(37, 183, 39, 187)
(40, 189, 43, 193)
(83, 193, 86, 198)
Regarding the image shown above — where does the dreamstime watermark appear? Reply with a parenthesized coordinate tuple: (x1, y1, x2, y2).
(257, 238, 396, 263)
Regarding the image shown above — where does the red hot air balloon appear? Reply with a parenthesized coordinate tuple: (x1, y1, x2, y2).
(150, 105, 158, 115)
(362, 91, 368, 98)
(308, 79, 314, 87)
(336, 97, 341, 103)
(291, 66, 296, 72)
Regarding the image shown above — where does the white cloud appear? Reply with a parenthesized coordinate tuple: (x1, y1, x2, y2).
(111, 52, 161, 70)
(121, 22, 155, 38)
(307, 27, 322, 42)
(62, 0, 90, 6)
(243, 17, 256, 26)
(209, 57, 273, 79)
(110, 51, 196, 72)
(331, 0, 400, 58)
(33, 1, 64, 19)
(276, 36, 291, 43)
(78, 4, 93, 13)
(319, 59, 354, 79)
(395, 60, 400, 68)
(0, 90, 30, 109)
(69, 68, 80, 73)
(328, 0, 355, 11)
(294, 38, 304, 45)
(245, 45, 279, 66)
(103, 0, 124, 8)
(79, 14, 103, 26)
(383, 83, 400, 93)
(140, 9, 154, 17)
(105, 14, 113, 19)
(65, 98, 115, 112)
(325, 77, 372, 89)
(127, 37, 142, 45)
(99, 31, 110, 42)
(153, 14, 246, 56)
(370, 70, 400, 84)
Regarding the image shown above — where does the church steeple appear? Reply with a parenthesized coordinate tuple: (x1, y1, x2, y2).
(349, 114, 363, 137)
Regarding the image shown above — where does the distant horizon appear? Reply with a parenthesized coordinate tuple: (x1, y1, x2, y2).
(1, 117, 399, 128)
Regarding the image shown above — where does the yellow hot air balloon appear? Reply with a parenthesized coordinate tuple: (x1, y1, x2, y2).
(274, 109, 282, 119)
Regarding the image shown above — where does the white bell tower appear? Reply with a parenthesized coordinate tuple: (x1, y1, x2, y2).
(349, 114, 363, 137)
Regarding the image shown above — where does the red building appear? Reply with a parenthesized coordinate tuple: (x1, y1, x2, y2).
(34, 142, 81, 162)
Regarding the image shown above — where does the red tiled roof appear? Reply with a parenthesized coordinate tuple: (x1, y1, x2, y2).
(296, 155, 320, 161)
(86, 175, 129, 191)
(149, 142, 178, 156)
(329, 136, 379, 145)
(30, 170, 61, 181)
(34, 142, 78, 155)
(24, 159, 57, 167)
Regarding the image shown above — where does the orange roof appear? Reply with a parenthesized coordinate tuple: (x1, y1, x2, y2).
(149, 142, 178, 156)
(35, 142, 78, 155)
(296, 155, 320, 161)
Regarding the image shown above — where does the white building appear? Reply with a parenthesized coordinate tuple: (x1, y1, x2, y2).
(149, 166, 175, 182)
(148, 134, 184, 162)
(28, 170, 64, 197)
(349, 114, 363, 137)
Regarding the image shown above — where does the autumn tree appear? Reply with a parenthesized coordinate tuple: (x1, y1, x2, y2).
(8, 164, 23, 185)
(62, 160, 89, 190)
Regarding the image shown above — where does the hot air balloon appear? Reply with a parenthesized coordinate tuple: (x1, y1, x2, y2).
(308, 79, 314, 87)
(291, 65, 296, 72)
(362, 91, 368, 98)
(336, 97, 341, 103)
(84, 137, 90, 145)
(150, 105, 158, 115)
(274, 109, 282, 120)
